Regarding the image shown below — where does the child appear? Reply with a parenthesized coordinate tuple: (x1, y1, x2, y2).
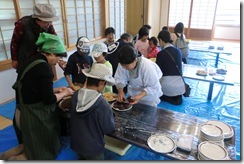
(90, 42, 113, 93)
(104, 27, 116, 46)
(134, 27, 149, 57)
(69, 63, 115, 160)
(64, 36, 93, 90)
(147, 37, 159, 59)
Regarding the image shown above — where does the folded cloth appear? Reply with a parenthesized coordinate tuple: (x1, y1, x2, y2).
(176, 135, 193, 152)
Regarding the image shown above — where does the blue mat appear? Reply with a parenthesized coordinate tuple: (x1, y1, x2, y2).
(0, 126, 18, 153)
(0, 127, 79, 160)
(0, 100, 16, 120)
(53, 77, 68, 88)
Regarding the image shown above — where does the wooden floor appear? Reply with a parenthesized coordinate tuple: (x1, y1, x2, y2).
(0, 115, 12, 130)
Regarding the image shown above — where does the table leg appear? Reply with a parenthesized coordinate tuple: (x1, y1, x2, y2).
(215, 53, 220, 68)
(207, 83, 214, 100)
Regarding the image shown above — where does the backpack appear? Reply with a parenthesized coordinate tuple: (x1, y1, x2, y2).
(175, 32, 189, 58)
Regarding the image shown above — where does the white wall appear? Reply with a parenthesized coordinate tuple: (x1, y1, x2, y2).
(147, 0, 169, 38)
(214, 26, 240, 40)
(0, 68, 17, 104)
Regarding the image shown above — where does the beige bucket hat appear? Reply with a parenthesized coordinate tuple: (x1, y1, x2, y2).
(82, 63, 115, 86)
(32, 4, 59, 22)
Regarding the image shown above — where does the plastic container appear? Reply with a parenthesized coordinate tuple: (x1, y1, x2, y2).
(104, 135, 131, 156)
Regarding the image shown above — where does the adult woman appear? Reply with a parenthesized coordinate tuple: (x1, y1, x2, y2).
(156, 30, 185, 105)
(14, 32, 74, 159)
(171, 22, 189, 63)
(115, 45, 162, 107)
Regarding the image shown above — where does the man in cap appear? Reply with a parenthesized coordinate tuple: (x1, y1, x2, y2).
(69, 63, 115, 160)
(12, 32, 74, 160)
(10, 3, 59, 71)
(64, 36, 93, 90)
(90, 42, 113, 93)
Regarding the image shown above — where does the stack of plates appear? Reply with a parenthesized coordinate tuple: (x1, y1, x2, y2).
(199, 123, 224, 146)
(205, 120, 234, 140)
(198, 141, 229, 160)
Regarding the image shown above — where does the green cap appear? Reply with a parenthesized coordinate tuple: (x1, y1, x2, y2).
(36, 32, 66, 55)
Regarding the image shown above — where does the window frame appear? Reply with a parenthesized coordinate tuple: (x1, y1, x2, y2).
(168, 0, 240, 40)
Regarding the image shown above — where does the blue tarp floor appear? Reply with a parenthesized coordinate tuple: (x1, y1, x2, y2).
(0, 41, 240, 160)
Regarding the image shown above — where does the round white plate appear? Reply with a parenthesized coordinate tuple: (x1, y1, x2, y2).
(205, 120, 234, 139)
(200, 124, 223, 137)
(198, 141, 228, 160)
(212, 75, 225, 81)
(147, 134, 176, 153)
(111, 102, 132, 112)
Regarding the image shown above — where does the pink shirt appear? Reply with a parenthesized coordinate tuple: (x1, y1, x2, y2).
(134, 40, 149, 57)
